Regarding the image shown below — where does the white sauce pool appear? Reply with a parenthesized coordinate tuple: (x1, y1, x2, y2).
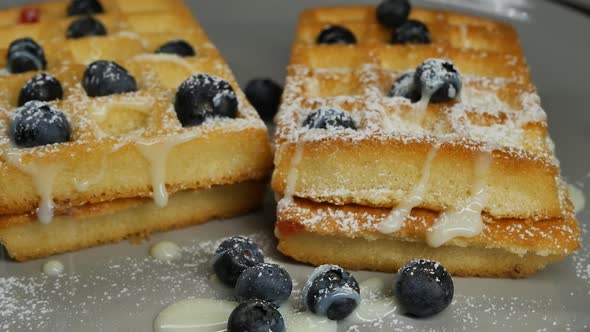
(150, 241, 182, 261)
(154, 298, 236, 332)
(346, 278, 398, 324)
(153, 297, 338, 332)
(42, 260, 64, 276)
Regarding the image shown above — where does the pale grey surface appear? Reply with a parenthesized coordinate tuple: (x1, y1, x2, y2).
(561, 0, 590, 10)
(0, 1, 589, 331)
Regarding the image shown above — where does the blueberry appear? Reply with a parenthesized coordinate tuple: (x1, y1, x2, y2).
(394, 259, 454, 317)
(235, 263, 292, 307)
(67, 0, 104, 16)
(302, 107, 357, 130)
(18, 73, 64, 106)
(392, 19, 431, 44)
(9, 101, 71, 148)
(244, 78, 283, 120)
(389, 71, 420, 102)
(317, 25, 357, 45)
(174, 74, 238, 127)
(227, 299, 285, 332)
(377, 0, 411, 28)
(82, 60, 137, 97)
(6, 37, 47, 74)
(66, 16, 107, 39)
(155, 39, 196, 57)
(212, 236, 264, 287)
(303, 264, 361, 320)
(414, 59, 462, 103)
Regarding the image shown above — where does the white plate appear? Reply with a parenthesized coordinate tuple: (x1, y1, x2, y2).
(1, 0, 589, 331)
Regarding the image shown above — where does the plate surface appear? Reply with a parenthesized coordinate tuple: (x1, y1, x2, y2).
(1, 1, 589, 331)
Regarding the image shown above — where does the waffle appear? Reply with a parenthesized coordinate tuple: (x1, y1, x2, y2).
(272, 5, 580, 277)
(294, 6, 524, 56)
(1, 182, 265, 261)
(275, 188, 579, 278)
(0, 0, 272, 259)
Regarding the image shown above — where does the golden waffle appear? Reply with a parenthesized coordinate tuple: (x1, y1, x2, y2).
(0, 181, 265, 261)
(0, 0, 272, 259)
(274, 7, 556, 220)
(272, 5, 580, 277)
(275, 187, 579, 278)
(295, 6, 523, 55)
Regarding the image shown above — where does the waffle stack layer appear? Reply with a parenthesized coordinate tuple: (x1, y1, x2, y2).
(0, 0, 272, 260)
(272, 6, 580, 277)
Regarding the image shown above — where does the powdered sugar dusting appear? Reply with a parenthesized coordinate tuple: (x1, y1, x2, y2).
(276, 62, 556, 166)
(1, 220, 588, 331)
(278, 195, 579, 256)
(571, 202, 590, 292)
(0, 12, 267, 217)
(0, 231, 273, 331)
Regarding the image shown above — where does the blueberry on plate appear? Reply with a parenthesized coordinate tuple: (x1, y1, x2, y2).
(316, 25, 357, 45)
(67, 0, 104, 16)
(389, 71, 420, 102)
(392, 19, 431, 44)
(66, 16, 107, 39)
(303, 264, 361, 320)
(235, 263, 292, 307)
(394, 259, 454, 317)
(155, 39, 196, 57)
(82, 60, 137, 97)
(9, 100, 71, 148)
(244, 78, 283, 120)
(302, 107, 357, 130)
(212, 236, 265, 287)
(414, 58, 462, 103)
(174, 74, 238, 127)
(377, 0, 411, 28)
(227, 299, 285, 332)
(18, 73, 63, 106)
(6, 37, 47, 74)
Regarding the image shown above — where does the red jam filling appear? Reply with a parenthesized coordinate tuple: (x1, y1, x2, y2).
(19, 8, 41, 24)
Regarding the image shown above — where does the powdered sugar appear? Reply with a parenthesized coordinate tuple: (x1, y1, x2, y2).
(571, 201, 590, 292)
(0, 23, 267, 219)
(0, 8, 266, 155)
(10, 101, 70, 144)
(277, 194, 579, 256)
(275, 58, 556, 167)
(0, 231, 274, 331)
(1, 216, 588, 331)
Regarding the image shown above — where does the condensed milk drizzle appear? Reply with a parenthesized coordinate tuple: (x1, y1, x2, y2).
(132, 54, 195, 73)
(6, 152, 63, 224)
(74, 99, 154, 191)
(154, 298, 237, 332)
(283, 139, 305, 204)
(92, 97, 155, 123)
(73, 155, 107, 192)
(377, 146, 439, 234)
(426, 152, 492, 247)
(413, 91, 433, 124)
(412, 59, 461, 125)
(136, 132, 197, 208)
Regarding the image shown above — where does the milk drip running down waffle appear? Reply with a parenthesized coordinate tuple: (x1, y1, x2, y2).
(272, 5, 580, 277)
(0, 0, 272, 261)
